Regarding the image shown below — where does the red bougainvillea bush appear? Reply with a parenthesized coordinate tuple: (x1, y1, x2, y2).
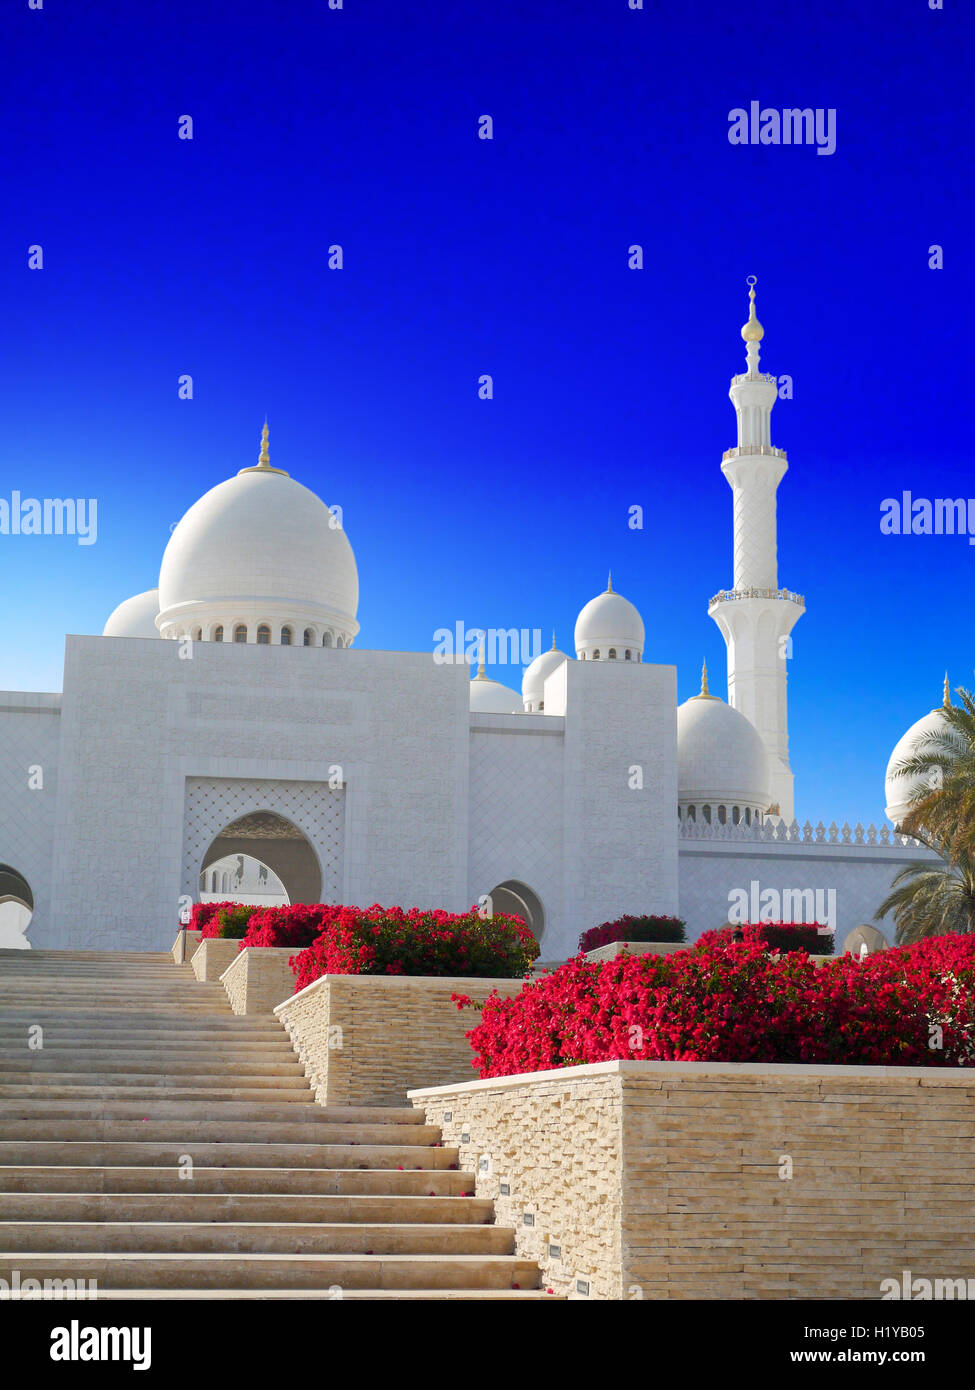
(291, 905, 539, 989)
(239, 904, 351, 952)
(187, 901, 234, 935)
(578, 915, 686, 953)
(699, 921, 835, 956)
(203, 904, 258, 939)
(458, 933, 975, 1077)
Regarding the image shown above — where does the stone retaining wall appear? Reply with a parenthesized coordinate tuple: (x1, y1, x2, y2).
(189, 937, 240, 982)
(275, 974, 525, 1107)
(220, 947, 297, 1015)
(410, 1060, 975, 1300)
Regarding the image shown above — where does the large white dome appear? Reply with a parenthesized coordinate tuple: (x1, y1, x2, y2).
(677, 681, 771, 818)
(102, 589, 161, 639)
(156, 427, 358, 646)
(574, 578, 644, 661)
(884, 687, 962, 827)
(521, 641, 567, 711)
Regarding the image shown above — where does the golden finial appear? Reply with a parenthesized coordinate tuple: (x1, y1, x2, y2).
(741, 275, 764, 343)
(606, 571, 613, 593)
(944, 673, 952, 707)
(701, 660, 710, 696)
(551, 630, 557, 651)
(258, 418, 270, 467)
(476, 658, 486, 679)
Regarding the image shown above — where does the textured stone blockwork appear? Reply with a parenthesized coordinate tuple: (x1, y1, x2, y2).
(220, 947, 297, 1015)
(189, 937, 240, 982)
(275, 974, 525, 1108)
(410, 1060, 975, 1300)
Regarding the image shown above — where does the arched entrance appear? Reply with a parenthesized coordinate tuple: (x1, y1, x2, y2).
(486, 879, 545, 944)
(200, 812, 322, 905)
(200, 853, 290, 905)
(0, 864, 34, 950)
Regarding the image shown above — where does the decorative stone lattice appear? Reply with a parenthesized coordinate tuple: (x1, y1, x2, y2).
(182, 777, 345, 900)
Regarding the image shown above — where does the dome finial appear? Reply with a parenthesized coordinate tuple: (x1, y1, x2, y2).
(551, 629, 557, 651)
(606, 571, 613, 594)
(701, 660, 710, 696)
(741, 275, 764, 343)
(944, 672, 952, 707)
(258, 418, 270, 468)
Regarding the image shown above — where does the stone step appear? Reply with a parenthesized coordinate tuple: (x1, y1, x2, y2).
(0, 1083, 314, 1103)
(0, 1193, 491, 1223)
(0, 951, 173, 961)
(0, 1055, 305, 1076)
(0, 1140, 460, 1169)
(0, 1252, 540, 1290)
(0, 1166, 472, 1196)
(0, 1031, 293, 1048)
(92, 1287, 558, 1300)
(0, 1119, 442, 1144)
(0, 1220, 511, 1255)
(0, 1100, 422, 1124)
(0, 1011, 280, 1029)
(0, 1038, 297, 1055)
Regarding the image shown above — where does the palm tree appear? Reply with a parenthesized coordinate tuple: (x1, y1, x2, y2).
(876, 838, 975, 944)
(894, 683, 975, 859)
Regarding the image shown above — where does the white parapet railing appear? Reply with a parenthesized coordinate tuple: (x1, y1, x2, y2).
(678, 818, 928, 850)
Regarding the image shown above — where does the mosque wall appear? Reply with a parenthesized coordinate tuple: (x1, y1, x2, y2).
(677, 835, 936, 946)
(45, 637, 472, 951)
(0, 692, 61, 946)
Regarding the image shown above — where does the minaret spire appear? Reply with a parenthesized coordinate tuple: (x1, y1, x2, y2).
(709, 278, 804, 822)
(944, 673, 952, 707)
(258, 418, 270, 468)
(606, 571, 613, 593)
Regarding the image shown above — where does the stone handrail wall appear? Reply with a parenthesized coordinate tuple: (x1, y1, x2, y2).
(275, 973, 526, 1108)
(410, 1059, 975, 1300)
(220, 946, 297, 1015)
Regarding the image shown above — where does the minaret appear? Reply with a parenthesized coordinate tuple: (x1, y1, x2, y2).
(708, 278, 805, 822)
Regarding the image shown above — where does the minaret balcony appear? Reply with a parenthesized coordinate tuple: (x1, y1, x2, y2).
(708, 586, 805, 612)
(721, 444, 788, 463)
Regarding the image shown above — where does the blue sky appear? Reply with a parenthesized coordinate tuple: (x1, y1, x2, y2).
(2, 0, 973, 829)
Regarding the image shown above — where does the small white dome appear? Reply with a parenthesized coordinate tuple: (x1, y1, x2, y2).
(156, 429, 358, 645)
(103, 589, 161, 639)
(884, 693, 961, 827)
(574, 578, 644, 661)
(521, 642, 567, 710)
(677, 689, 771, 813)
(470, 672, 522, 714)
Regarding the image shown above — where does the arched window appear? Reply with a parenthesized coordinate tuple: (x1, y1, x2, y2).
(593, 650, 600, 660)
(718, 805, 727, 825)
(745, 807, 752, 825)
(257, 625, 271, 645)
(193, 627, 202, 641)
(303, 629, 314, 646)
(703, 805, 712, 824)
(281, 626, 292, 646)
(213, 625, 224, 643)
(211, 871, 218, 892)
(322, 632, 332, 647)
(687, 805, 695, 822)
(732, 806, 740, 825)
(625, 649, 631, 660)
(234, 625, 247, 643)
(336, 635, 345, 648)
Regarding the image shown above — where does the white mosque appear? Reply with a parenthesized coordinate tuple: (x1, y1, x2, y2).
(0, 283, 939, 954)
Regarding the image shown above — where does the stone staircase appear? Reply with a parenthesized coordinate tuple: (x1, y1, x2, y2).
(0, 949, 549, 1299)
